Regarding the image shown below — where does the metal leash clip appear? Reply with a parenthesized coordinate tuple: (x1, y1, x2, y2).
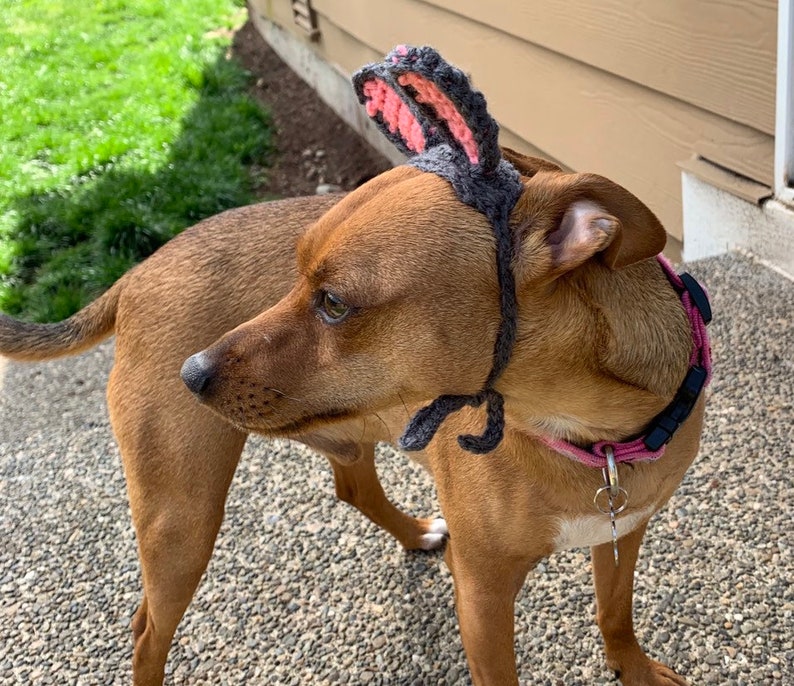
(593, 446, 629, 566)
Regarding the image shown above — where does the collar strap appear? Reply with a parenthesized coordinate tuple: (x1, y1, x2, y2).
(538, 254, 712, 469)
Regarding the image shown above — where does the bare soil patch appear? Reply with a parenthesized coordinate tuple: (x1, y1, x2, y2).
(232, 21, 391, 198)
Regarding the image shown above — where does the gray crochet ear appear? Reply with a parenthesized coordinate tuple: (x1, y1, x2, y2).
(353, 55, 432, 159)
(352, 45, 502, 173)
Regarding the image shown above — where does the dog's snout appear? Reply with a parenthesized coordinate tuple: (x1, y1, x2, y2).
(180, 352, 215, 395)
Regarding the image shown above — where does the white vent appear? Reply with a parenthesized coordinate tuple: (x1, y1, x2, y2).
(292, 0, 320, 40)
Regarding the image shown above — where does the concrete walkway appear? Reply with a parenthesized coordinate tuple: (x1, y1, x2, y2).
(1, 252, 791, 685)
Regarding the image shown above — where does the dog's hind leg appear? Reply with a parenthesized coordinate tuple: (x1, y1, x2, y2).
(109, 369, 247, 686)
(313, 440, 448, 551)
(591, 522, 689, 686)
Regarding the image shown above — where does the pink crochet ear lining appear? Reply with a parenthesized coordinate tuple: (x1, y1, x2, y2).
(361, 78, 426, 154)
(397, 72, 479, 165)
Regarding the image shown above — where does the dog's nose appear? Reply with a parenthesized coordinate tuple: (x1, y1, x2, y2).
(180, 351, 215, 395)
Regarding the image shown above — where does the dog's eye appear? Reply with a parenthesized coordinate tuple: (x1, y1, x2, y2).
(317, 290, 351, 322)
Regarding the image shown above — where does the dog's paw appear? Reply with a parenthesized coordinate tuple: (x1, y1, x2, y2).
(611, 658, 689, 686)
(419, 518, 449, 550)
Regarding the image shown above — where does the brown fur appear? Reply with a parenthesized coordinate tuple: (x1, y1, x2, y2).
(0, 151, 704, 685)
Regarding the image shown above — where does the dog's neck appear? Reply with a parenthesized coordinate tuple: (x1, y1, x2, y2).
(503, 371, 665, 447)
(501, 257, 692, 446)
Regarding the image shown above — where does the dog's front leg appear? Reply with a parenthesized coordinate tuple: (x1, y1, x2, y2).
(431, 424, 542, 685)
(444, 540, 534, 685)
(591, 522, 689, 685)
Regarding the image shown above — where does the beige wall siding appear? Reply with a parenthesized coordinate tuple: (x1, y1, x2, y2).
(425, 0, 778, 136)
(251, 0, 776, 241)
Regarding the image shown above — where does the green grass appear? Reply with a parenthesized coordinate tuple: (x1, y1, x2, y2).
(0, 0, 273, 321)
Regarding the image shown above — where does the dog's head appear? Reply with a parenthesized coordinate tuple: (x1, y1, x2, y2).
(181, 47, 666, 445)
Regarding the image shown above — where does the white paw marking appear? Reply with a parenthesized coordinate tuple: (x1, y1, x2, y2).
(428, 518, 448, 535)
(419, 518, 449, 550)
(419, 533, 447, 550)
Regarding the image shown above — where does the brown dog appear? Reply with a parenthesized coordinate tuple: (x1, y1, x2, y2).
(1, 147, 706, 685)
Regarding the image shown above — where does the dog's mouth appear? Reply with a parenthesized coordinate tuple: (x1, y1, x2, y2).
(203, 396, 359, 438)
(260, 407, 359, 436)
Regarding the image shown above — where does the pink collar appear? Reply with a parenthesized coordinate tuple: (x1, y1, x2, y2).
(537, 254, 712, 469)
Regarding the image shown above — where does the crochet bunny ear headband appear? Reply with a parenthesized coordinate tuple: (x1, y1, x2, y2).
(352, 45, 523, 455)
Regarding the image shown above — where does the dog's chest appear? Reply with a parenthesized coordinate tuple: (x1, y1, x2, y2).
(552, 504, 655, 551)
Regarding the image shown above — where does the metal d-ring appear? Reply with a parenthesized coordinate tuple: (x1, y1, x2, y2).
(593, 446, 629, 515)
(603, 445, 620, 498)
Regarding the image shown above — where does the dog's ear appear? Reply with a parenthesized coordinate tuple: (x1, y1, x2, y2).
(353, 45, 502, 173)
(515, 171, 666, 275)
(500, 147, 562, 178)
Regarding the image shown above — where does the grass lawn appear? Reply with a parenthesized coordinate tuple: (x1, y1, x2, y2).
(0, 0, 272, 321)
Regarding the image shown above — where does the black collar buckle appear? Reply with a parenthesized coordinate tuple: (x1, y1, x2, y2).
(643, 365, 708, 451)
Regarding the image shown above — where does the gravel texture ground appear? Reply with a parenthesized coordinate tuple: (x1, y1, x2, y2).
(0, 251, 792, 685)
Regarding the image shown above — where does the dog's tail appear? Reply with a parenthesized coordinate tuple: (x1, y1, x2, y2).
(0, 277, 125, 362)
